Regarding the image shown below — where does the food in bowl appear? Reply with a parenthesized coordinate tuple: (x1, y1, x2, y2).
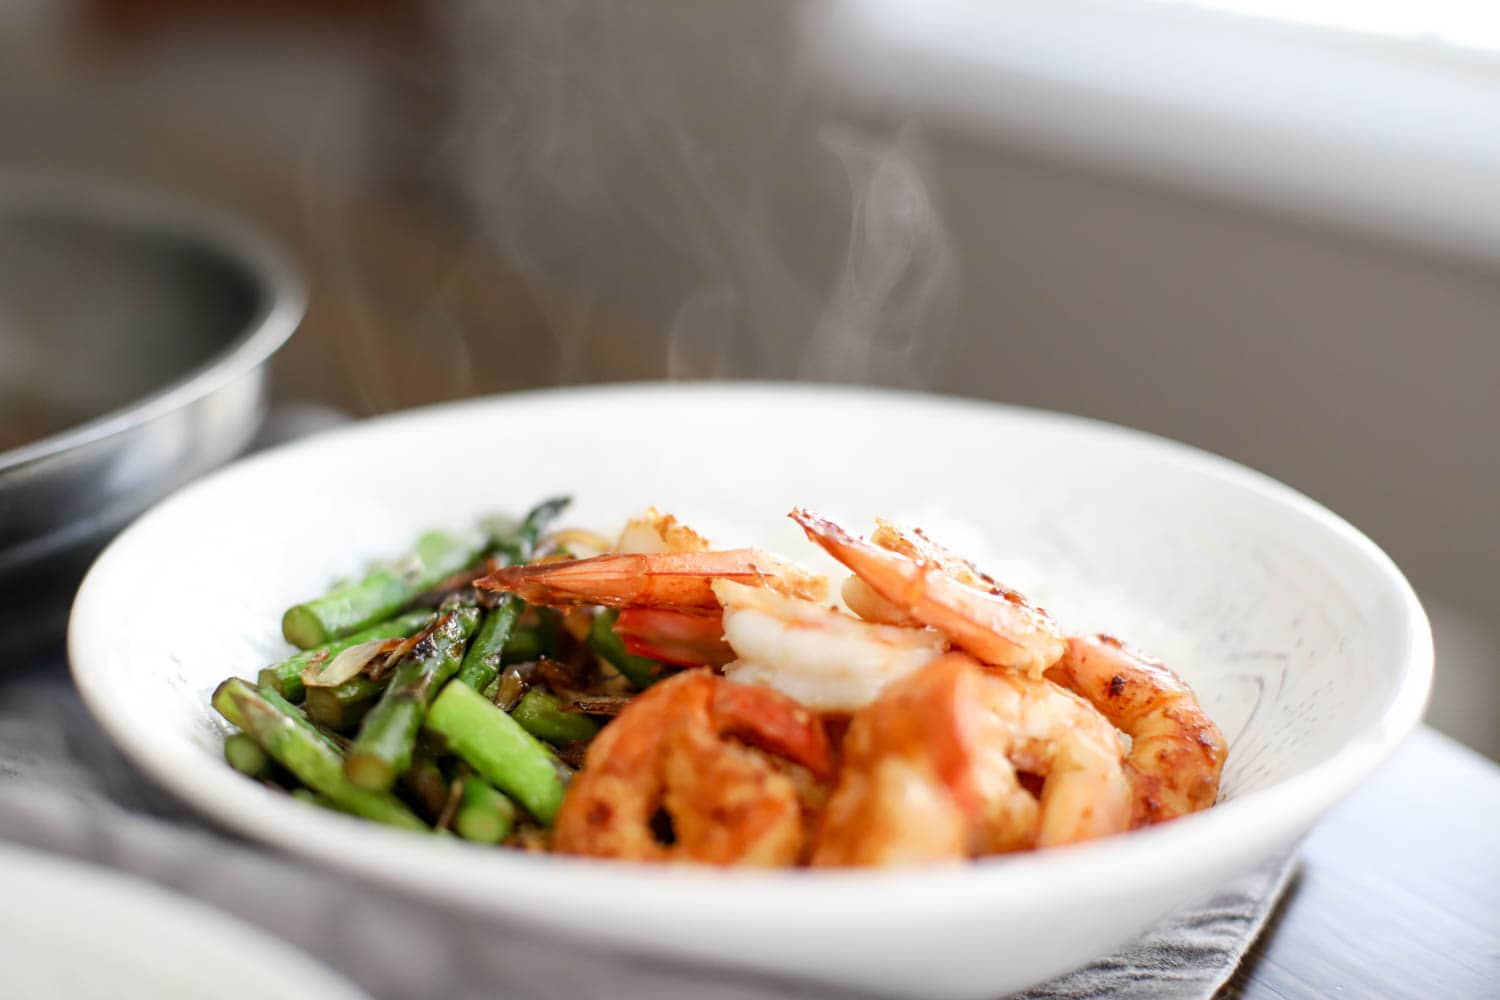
(214, 498, 1226, 866)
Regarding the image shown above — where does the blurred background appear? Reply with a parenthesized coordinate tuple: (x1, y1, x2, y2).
(2, 0, 1495, 757)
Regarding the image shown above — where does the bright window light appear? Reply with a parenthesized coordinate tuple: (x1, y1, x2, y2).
(1155, 0, 1500, 54)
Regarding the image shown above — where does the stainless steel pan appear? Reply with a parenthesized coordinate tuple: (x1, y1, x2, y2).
(0, 177, 304, 650)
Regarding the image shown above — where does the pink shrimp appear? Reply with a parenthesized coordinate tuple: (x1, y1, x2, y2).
(791, 509, 1066, 677)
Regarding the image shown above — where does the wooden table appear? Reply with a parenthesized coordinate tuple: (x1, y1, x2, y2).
(1221, 726, 1499, 999)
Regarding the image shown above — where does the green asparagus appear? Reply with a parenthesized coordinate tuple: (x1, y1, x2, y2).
(213, 679, 427, 831)
(453, 777, 517, 844)
(345, 607, 482, 792)
(511, 688, 602, 746)
(425, 679, 567, 825)
(400, 750, 452, 820)
(281, 531, 486, 649)
(304, 675, 385, 733)
(260, 611, 433, 701)
(259, 684, 348, 753)
(492, 495, 570, 555)
(458, 499, 571, 691)
(588, 608, 662, 688)
(456, 599, 520, 693)
(223, 732, 270, 777)
(498, 624, 552, 665)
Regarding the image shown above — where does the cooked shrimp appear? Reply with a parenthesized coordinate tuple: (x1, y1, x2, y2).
(616, 507, 712, 555)
(1045, 634, 1226, 826)
(812, 654, 1130, 866)
(613, 607, 734, 667)
(554, 670, 833, 864)
(791, 509, 1066, 677)
(477, 548, 828, 611)
(714, 580, 946, 712)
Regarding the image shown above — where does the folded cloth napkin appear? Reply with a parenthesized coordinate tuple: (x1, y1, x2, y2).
(0, 658, 1293, 1000)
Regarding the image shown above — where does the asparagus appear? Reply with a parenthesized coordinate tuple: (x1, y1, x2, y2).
(345, 607, 482, 791)
(212, 679, 427, 831)
(498, 624, 551, 665)
(511, 688, 602, 746)
(453, 777, 517, 844)
(281, 531, 487, 649)
(588, 609, 662, 688)
(223, 732, 270, 777)
(488, 495, 571, 564)
(400, 751, 452, 820)
(459, 499, 572, 690)
(425, 679, 567, 825)
(260, 611, 433, 702)
(456, 599, 521, 693)
(259, 684, 348, 754)
(305, 675, 385, 733)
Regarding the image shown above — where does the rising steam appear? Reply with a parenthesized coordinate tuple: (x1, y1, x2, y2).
(309, 2, 958, 403)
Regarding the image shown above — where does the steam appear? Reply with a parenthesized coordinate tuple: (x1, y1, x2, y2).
(797, 125, 955, 385)
(309, 2, 958, 405)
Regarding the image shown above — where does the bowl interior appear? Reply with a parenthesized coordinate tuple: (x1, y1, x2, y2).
(69, 384, 1430, 995)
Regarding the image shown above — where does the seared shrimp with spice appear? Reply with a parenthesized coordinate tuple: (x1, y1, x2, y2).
(1046, 634, 1226, 825)
(791, 509, 1066, 677)
(553, 669, 834, 864)
(812, 653, 1131, 866)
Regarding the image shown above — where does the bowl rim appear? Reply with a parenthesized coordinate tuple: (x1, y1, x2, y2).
(67, 382, 1434, 930)
(0, 173, 306, 475)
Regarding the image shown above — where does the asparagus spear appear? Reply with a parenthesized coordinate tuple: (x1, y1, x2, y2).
(487, 495, 571, 564)
(305, 675, 385, 733)
(259, 684, 348, 754)
(260, 611, 433, 702)
(588, 609, 663, 688)
(400, 750, 452, 821)
(453, 777, 517, 844)
(345, 607, 482, 791)
(511, 688, 602, 746)
(425, 679, 568, 825)
(459, 499, 570, 691)
(223, 732, 270, 777)
(498, 623, 554, 665)
(281, 531, 487, 649)
(456, 599, 521, 693)
(215, 679, 344, 755)
(212, 679, 427, 831)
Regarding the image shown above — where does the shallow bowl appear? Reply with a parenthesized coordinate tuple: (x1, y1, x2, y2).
(68, 383, 1431, 998)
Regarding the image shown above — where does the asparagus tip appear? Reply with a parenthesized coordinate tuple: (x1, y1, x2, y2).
(282, 605, 329, 650)
(344, 751, 397, 793)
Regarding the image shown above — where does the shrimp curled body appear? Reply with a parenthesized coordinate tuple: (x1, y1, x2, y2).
(554, 670, 833, 865)
(791, 509, 1066, 677)
(1046, 634, 1226, 826)
(812, 654, 1130, 866)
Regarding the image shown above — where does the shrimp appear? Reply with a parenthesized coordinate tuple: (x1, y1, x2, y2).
(554, 670, 834, 864)
(812, 653, 1130, 866)
(615, 506, 712, 555)
(791, 509, 1066, 677)
(1045, 634, 1226, 826)
(477, 548, 828, 611)
(613, 607, 734, 667)
(714, 580, 946, 713)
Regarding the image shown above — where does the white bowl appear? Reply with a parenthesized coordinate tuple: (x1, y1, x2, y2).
(69, 383, 1431, 999)
(0, 841, 365, 1000)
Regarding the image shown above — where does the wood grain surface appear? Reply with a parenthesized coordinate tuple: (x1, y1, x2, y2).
(1222, 727, 1500, 999)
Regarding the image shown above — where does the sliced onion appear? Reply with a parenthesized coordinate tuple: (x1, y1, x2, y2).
(301, 638, 401, 689)
(546, 528, 614, 559)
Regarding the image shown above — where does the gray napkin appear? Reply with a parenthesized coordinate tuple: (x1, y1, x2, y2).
(0, 660, 1294, 1000)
